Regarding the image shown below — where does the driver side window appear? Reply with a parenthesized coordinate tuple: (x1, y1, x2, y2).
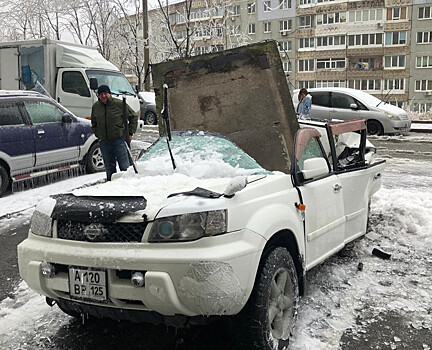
(62, 71, 90, 97)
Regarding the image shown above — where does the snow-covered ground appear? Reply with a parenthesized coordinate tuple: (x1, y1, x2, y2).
(0, 143, 430, 349)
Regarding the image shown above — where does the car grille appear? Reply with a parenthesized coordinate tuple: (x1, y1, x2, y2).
(56, 220, 147, 242)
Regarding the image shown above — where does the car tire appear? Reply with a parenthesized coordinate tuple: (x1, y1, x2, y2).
(143, 111, 157, 125)
(367, 120, 383, 136)
(236, 247, 299, 350)
(0, 164, 10, 197)
(86, 143, 104, 173)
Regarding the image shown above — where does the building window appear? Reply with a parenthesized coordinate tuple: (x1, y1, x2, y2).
(299, 37, 315, 48)
(280, 20, 292, 31)
(299, 0, 313, 5)
(419, 7, 432, 19)
(316, 58, 346, 70)
(384, 31, 407, 45)
(264, 22, 271, 33)
(264, 1, 271, 12)
(413, 103, 432, 112)
(316, 80, 346, 88)
(384, 55, 405, 68)
(279, 41, 292, 51)
(317, 12, 346, 25)
(417, 31, 432, 44)
(248, 23, 256, 34)
(283, 61, 292, 72)
(317, 35, 346, 47)
(384, 79, 405, 90)
(279, 0, 288, 10)
(298, 81, 316, 89)
(349, 9, 383, 22)
(247, 3, 256, 14)
(299, 59, 314, 72)
(416, 56, 432, 68)
(299, 15, 313, 28)
(349, 79, 381, 91)
(387, 7, 407, 21)
(348, 33, 383, 46)
(415, 80, 432, 91)
(231, 5, 240, 15)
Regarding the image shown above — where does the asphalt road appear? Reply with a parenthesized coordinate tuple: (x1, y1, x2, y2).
(1, 129, 431, 350)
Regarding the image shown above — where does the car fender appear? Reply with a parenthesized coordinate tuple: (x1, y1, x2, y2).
(242, 201, 305, 258)
(79, 134, 98, 161)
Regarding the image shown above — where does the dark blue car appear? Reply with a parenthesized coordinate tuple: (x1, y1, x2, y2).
(0, 91, 103, 196)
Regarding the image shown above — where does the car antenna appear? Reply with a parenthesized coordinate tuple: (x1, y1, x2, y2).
(376, 89, 392, 107)
(162, 84, 176, 170)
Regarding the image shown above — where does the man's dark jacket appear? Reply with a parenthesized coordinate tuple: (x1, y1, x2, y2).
(91, 97, 138, 141)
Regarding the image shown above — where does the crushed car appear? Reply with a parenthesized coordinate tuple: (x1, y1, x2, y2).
(18, 41, 385, 350)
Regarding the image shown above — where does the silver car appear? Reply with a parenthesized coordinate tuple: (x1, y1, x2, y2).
(293, 87, 411, 135)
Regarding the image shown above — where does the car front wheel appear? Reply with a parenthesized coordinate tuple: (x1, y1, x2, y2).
(143, 111, 157, 125)
(86, 143, 104, 173)
(237, 247, 299, 350)
(367, 120, 384, 136)
(0, 165, 10, 197)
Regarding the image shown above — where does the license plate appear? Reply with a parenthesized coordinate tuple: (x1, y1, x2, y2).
(69, 267, 107, 302)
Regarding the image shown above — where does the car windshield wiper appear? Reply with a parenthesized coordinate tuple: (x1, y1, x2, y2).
(376, 89, 392, 107)
(162, 84, 176, 170)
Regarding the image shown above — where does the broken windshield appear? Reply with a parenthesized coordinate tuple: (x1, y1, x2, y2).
(138, 131, 271, 177)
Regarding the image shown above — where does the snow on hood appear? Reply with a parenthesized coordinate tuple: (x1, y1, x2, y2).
(71, 154, 265, 219)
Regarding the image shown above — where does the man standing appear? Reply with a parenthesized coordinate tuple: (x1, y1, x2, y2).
(91, 85, 138, 181)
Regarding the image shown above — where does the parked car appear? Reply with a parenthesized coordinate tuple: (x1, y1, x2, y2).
(18, 120, 385, 350)
(0, 90, 103, 197)
(138, 91, 157, 125)
(292, 87, 411, 135)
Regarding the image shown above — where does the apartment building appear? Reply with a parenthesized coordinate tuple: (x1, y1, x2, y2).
(144, 0, 432, 110)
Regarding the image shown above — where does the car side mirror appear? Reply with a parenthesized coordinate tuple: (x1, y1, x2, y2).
(350, 103, 359, 110)
(62, 113, 73, 123)
(302, 158, 329, 180)
(89, 78, 98, 91)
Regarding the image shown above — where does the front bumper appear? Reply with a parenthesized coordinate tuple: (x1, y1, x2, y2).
(18, 228, 265, 317)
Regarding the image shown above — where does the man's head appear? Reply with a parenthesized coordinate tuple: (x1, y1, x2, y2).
(97, 85, 111, 104)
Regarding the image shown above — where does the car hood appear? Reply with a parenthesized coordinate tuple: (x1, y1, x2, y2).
(42, 174, 266, 222)
(375, 102, 407, 117)
(151, 41, 299, 174)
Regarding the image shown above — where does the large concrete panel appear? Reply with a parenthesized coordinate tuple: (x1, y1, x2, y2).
(152, 41, 299, 173)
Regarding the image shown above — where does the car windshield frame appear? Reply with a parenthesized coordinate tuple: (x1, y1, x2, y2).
(138, 130, 271, 177)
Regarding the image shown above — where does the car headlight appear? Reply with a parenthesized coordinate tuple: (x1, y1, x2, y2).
(385, 112, 397, 119)
(148, 210, 227, 242)
(30, 210, 53, 237)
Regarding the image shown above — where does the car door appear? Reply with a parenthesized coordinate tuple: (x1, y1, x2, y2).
(329, 92, 362, 121)
(56, 69, 95, 119)
(293, 128, 345, 270)
(0, 100, 35, 172)
(23, 99, 81, 167)
(308, 91, 330, 120)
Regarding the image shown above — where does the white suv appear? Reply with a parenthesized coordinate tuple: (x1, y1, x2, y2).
(292, 87, 411, 135)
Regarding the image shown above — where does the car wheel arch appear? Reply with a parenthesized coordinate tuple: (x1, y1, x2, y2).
(261, 229, 305, 296)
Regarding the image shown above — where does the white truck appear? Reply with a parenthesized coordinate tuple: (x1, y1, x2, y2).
(0, 38, 140, 118)
(17, 42, 386, 350)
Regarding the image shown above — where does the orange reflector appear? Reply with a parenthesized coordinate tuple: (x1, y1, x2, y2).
(297, 204, 306, 211)
(85, 116, 91, 120)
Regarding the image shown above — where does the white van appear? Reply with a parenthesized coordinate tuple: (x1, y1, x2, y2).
(292, 87, 411, 135)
